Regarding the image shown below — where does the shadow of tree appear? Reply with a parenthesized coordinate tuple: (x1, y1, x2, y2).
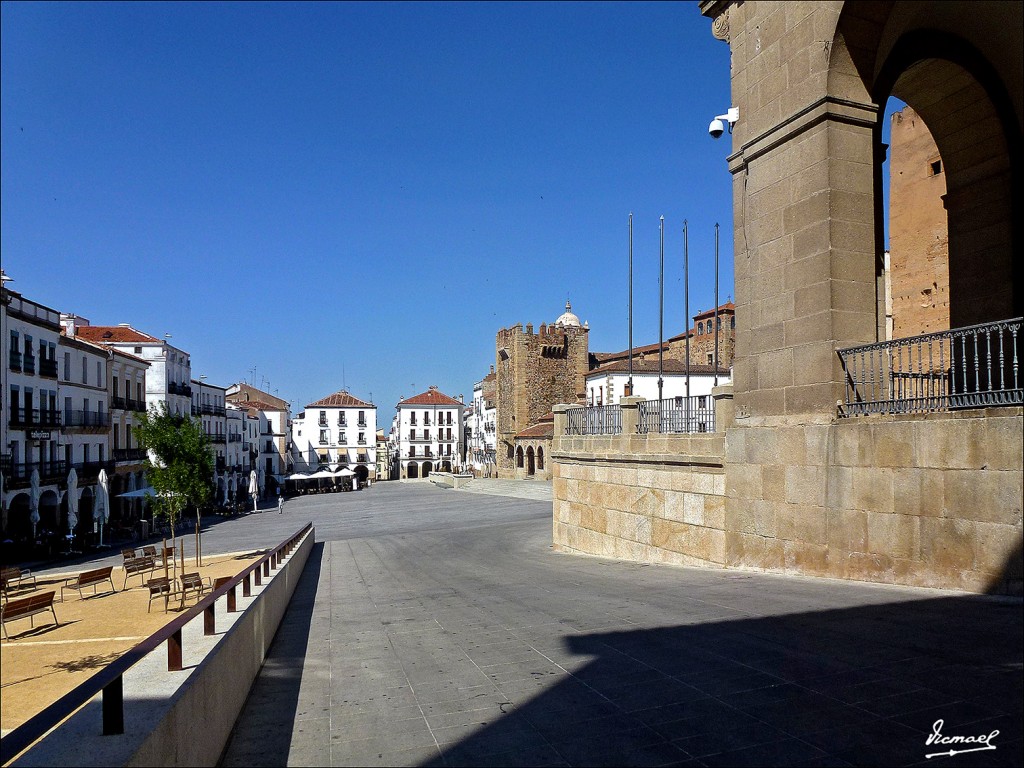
(50, 652, 123, 674)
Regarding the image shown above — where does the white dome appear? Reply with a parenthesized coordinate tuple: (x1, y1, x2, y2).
(555, 300, 581, 328)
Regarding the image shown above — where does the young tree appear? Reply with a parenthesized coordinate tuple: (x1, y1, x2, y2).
(134, 402, 214, 569)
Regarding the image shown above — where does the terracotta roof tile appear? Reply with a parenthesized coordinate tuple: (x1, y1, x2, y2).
(516, 414, 554, 439)
(307, 390, 374, 408)
(237, 399, 286, 412)
(75, 325, 160, 344)
(399, 386, 463, 407)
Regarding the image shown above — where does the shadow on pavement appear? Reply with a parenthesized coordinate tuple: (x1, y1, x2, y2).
(218, 541, 325, 767)
(422, 595, 1023, 767)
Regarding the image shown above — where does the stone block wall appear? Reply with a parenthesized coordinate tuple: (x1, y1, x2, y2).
(553, 433, 728, 568)
(553, 404, 1022, 594)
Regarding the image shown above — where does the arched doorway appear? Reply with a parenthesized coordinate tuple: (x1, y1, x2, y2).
(407, 462, 419, 479)
(422, 461, 434, 476)
(354, 465, 369, 485)
(829, 9, 1022, 332)
(515, 447, 524, 469)
(441, 461, 452, 473)
(39, 490, 59, 534)
(526, 447, 535, 476)
(6, 492, 31, 540)
(537, 447, 545, 471)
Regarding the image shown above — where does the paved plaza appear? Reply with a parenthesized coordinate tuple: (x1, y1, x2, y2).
(210, 481, 1022, 767)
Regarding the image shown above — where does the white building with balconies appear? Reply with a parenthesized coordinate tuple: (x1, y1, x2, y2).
(291, 390, 377, 485)
(396, 386, 464, 480)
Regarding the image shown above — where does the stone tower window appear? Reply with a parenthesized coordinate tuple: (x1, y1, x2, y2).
(929, 158, 942, 176)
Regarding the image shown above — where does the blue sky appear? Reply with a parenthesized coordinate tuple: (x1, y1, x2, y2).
(3, 2, 740, 414)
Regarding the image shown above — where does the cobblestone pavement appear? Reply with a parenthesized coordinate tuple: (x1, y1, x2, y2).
(220, 483, 1023, 767)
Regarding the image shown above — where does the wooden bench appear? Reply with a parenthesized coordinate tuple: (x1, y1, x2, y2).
(1, 565, 35, 593)
(1, 591, 59, 639)
(145, 577, 174, 613)
(122, 556, 157, 590)
(122, 548, 139, 563)
(61, 567, 116, 602)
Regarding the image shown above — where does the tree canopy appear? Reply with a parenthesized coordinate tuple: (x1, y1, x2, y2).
(133, 402, 214, 530)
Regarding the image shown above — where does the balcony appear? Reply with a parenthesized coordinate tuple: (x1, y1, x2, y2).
(111, 395, 128, 411)
(216, 457, 226, 471)
(357, 420, 367, 427)
(228, 433, 242, 443)
(9, 351, 22, 371)
(127, 398, 147, 413)
(63, 410, 110, 430)
(192, 405, 201, 416)
(5, 460, 68, 488)
(113, 448, 146, 463)
(318, 437, 329, 445)
(39, 358, 58, 378)
(72, 461, 116, 482)
(358, 438, 366, 445)
(201, 403, 226, 417)
(10, 407, 63, 428)
(338, 418, 347, 427)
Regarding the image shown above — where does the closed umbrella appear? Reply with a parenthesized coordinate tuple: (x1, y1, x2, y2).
(67, 468, 81, 554)
(249, 469, 258, 512)
(1, 464, 6, 534)
(222, 476, 229, 506)
(127, 472, 137, 522)
(96, 469, 110, 546)
(30, 468, 41, 538)
(66, 468, 79, 545)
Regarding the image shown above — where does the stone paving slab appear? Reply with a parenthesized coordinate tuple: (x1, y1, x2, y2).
(218, 484, 1023, 767)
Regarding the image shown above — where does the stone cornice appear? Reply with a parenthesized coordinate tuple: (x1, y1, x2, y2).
(727, 95, 878, 173)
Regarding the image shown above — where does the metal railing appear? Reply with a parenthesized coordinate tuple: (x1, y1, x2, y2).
(5, 460, 68, 485)
(0, 523, 313, 763)
(113, 448, 146, 463)
(9, 351, 23, 371)
(64, 410, 111, 429)
(638, 396, 716, 433)
(838, 317, 1022, 416)
(565, 405, 622, 435)
(39, 358, 58, 378)
(10, 407, 63, 427)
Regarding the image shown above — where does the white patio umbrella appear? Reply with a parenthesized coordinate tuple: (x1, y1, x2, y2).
(228, 472, 236, 501)
(66, 467, 79, 540)
(29, 468, 41, 538)
(222, 475, 229, 505)
(96, 468, 110, 546)
(249, 469, 259, 512)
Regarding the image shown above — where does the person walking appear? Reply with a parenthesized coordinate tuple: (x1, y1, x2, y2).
(277, 487, 283, 514)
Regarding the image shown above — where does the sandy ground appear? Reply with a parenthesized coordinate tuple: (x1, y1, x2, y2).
(0, 547, 265, 733)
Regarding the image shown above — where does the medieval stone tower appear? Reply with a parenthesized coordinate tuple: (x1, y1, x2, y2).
(495, 301, 589, 477)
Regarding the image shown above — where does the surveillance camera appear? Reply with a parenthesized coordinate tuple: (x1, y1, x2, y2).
(708, 107, 739, 140)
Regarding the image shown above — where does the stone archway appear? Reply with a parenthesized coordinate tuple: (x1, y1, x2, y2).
(422, 461, 434, 476)
(526, 447, 535, 476)
(515, 447, 524, 469)
(354, 465, 369, 485)
(537, 447, 544, 471)
(407, 462, 419, 479)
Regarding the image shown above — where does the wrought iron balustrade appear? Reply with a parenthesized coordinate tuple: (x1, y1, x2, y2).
(63, 410, 109, 429)
(113, 448, 146, 463)
(638, 396, 716, 434)
(837, 317, 1022, 417)
(9, 351, 22, 371)
(111, 396, 128, 411)
(39, 358, 58, 378)
(565, 405, 622, 435)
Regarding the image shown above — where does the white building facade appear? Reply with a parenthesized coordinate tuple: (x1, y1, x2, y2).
(291, 390, 377, 485)
(395, 386, 464, 480)
(466, 374, 497, 476)
(69, 320, 193, 418)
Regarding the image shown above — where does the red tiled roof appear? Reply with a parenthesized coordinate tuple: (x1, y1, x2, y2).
(693, 302, 736, 320)
(75, 325, 159, 343)
(307, 390, 374, 408)
(516, 414, 554, 439)
(237, 399, 286, 412)
(399, 386, 463, 407)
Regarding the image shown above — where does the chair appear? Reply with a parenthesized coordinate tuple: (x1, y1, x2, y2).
(146, 577, 174, 613)
(178, 572, 212, 606)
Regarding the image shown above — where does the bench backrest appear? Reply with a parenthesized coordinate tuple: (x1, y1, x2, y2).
(78, 566, 113, 584)
(142, 546, 157, 557)
(180, 573, 203, 589)
(1, 566, 21, 580)
(125, 556, 155, 573)
(147, 577, 172, 593)
(2, 591, 55, 618)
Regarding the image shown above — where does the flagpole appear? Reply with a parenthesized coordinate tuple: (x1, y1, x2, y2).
(714, 222, 720, 387)
(658, 216, 664, 406)
(684, 220, 690, 430)
(628, 212, 634, 397)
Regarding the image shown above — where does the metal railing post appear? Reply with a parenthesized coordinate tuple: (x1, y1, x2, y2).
(102, 676, 124, 735)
